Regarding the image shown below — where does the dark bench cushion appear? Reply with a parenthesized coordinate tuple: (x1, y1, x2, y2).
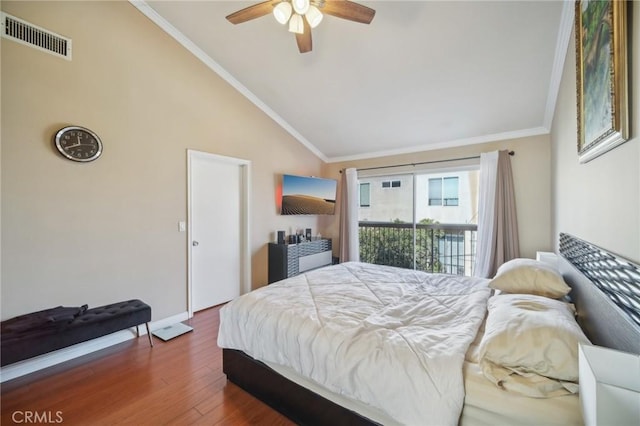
(1, 305, 88, 333)
(1, 299, 151, 366)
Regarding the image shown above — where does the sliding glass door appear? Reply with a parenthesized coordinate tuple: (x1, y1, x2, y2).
(358, 168, 479, 276)
(358, 174, 416, 269)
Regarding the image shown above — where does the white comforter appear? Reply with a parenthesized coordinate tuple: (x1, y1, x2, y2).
(218, 262, 490, 425)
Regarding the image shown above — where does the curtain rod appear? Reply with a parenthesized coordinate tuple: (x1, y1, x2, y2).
(340, 150, 514, 173)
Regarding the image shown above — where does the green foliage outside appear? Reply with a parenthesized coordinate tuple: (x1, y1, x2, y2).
(359, 218, 445, 272)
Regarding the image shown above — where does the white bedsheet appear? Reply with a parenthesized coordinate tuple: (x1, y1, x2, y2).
(218, 262, 491, 425)
(460, 315, 583, 425)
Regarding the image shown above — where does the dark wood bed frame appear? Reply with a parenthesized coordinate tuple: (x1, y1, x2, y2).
(222, 233, 640, 425)
(222, 348, 378, 425)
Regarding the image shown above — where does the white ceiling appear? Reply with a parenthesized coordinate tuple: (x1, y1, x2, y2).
(134, 1, 574, 162)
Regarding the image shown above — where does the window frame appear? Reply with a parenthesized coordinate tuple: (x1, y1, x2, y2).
(382, 180, 401, 189)
(428, 176, 459, 207)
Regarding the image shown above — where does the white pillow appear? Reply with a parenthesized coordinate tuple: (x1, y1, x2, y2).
(478, 294, 591, 397)
(489, 258, 570, 298)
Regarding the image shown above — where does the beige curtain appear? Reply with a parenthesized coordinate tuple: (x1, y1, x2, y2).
(338, 168, 359, 262)
(474, 150, 520, 278)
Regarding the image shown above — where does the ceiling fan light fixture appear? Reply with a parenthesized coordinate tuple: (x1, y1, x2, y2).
(273, 1, 293, 25)
(305, 5, 323, 28)
(292, 0, 310, 15)
(288, 13, 304, 34)
(226, 0, 376, 53)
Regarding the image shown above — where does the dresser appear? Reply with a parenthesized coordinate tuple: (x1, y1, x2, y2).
(268, 239, 332, 284)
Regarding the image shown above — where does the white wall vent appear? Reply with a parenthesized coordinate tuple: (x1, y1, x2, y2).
(1, 12, 72, 60)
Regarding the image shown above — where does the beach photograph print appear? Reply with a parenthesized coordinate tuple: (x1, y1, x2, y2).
(281, 175, 337, 215)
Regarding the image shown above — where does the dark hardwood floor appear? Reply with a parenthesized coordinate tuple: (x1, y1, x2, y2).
(1, 305, 295, 425)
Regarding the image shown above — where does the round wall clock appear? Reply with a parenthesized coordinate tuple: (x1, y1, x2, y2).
(54, 126, 103, 162)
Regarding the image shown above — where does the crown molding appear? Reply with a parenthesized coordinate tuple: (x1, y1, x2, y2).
(326, 126, 549, 163)
(543, 0, 575, 129)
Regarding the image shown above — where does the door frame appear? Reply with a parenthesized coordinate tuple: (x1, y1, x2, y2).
(187, 149, 251, 318)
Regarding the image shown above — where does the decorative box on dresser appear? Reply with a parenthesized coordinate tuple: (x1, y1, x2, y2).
(268, 238, 332, 284)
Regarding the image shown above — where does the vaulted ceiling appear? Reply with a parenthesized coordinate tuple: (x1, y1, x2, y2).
(134, 1, 574, 162)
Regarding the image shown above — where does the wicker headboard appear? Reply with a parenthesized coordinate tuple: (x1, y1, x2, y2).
(559, 233, 640, 354)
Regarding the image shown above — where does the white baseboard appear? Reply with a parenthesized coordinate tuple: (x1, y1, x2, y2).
(0, 311, 189, 383)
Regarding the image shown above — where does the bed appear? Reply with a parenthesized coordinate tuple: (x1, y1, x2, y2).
(217, 233, 640, 425)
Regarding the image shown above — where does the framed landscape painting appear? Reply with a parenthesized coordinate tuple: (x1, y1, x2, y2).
(575, 0, 629, 163)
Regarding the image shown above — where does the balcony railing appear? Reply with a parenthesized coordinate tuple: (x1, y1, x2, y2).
(358, 221, 477, 276)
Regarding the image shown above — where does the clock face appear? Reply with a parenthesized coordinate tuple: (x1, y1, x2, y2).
(54, 126, 103, 162)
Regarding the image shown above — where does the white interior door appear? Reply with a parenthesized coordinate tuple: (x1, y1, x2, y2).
(188, 150, 250, 314)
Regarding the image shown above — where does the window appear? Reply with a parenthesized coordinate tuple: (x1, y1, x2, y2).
(382, 180, 401, 188)
(443, 177, 459, 206)
(438, 234, 465, 275)
(428, 178, 442, 206)
(359, 183, 370, 207)
(428, 177, 459, 206)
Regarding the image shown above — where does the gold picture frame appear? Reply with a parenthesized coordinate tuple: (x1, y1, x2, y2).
(575, 0, 629, 163)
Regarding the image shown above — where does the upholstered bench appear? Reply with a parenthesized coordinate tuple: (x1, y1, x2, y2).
(1, 299, 153, 367)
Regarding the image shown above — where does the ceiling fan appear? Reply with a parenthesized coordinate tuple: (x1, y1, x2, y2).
(226, 0, 375, 53)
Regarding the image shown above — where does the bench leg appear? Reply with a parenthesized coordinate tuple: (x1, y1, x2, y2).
(135, 323, 153, 347)
(146, 323, 154, 347)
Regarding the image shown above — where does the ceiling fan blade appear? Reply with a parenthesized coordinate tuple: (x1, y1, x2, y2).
(321, 0, 375, 24)
(296, 19, 312, 53)
(226, 1, 278, 24)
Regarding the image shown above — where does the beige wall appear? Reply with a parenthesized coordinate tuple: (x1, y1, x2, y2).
(550, 5, 639, 264)
(1, 1, 324, 320)
(322, 134, 553, 260)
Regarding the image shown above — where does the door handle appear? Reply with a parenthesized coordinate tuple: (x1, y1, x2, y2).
(193, 241, 199, 246)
